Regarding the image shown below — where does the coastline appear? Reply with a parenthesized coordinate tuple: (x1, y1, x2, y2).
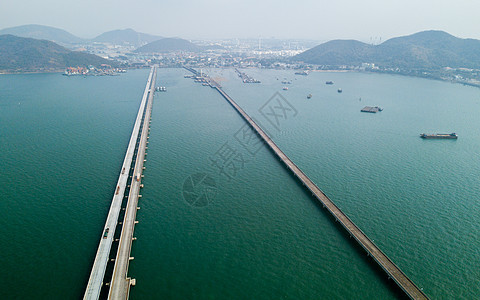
(2, 66, 479, 88)
(304, 68, 480, 88)
(0, 70, 64, 75)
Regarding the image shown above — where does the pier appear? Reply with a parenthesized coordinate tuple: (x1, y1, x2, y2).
(84, 66, 156, 300)
(188, 69, 428, 300)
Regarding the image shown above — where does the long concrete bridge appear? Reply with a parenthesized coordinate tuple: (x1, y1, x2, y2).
(84, 66, 156, 300)
(107, 65, 155, 299)
(187, 68, 428, 300)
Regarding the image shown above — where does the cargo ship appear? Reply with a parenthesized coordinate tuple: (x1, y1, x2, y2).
(420, 133, 458, 139)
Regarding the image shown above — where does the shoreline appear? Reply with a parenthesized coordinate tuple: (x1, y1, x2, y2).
(0, 70, 64, 75)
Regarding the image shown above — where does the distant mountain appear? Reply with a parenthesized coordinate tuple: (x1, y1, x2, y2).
(0, 35, 115, 73)
(294, 30, 480, 69)
(0, 24, 84, 45)
(203, 44, 225, 50)
(134, 38, 203, 53)
(93, 28, 162, 46)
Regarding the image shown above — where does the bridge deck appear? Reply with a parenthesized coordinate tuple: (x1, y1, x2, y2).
(108, 67, 156, 299)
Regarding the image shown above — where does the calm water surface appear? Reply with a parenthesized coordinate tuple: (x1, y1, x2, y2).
(0, 68, 479, 299)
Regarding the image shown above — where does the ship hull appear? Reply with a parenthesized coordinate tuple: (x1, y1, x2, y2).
(420, 133, 457, 139)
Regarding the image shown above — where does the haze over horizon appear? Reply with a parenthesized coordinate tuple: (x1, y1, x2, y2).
(1, 0, 480, 42)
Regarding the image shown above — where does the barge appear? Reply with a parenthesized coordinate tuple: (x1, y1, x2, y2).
(420, 133, 458, 139)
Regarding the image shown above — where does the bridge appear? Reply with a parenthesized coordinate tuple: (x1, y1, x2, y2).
(84, 66, 156, 300)
(188, 69, 428, 300)
(107, 65, 155, 299)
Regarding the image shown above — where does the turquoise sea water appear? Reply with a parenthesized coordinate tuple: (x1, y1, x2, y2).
(1, 69, 479, 299)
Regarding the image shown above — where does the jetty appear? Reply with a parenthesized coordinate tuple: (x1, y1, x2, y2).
(185, 68, 428, 300)
(84, 66, 156, 300)
(235, 68, 261, 83)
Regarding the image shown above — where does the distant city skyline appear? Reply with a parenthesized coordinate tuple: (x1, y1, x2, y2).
(2, 0, 480, 42)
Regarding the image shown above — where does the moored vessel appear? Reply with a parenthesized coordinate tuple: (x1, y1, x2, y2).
(420, 133, 458, 139)
(361, 106, 382, 113)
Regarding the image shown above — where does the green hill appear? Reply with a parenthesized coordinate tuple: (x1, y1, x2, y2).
(294, 39, 374, 66)
(0, 35, 115, 73)
(294, 30, 480, 69)
(93, 28, 162, 46)
(0, 24, 84, 45)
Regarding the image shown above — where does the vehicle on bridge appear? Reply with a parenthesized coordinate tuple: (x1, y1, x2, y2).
(103, 228, 109, 239)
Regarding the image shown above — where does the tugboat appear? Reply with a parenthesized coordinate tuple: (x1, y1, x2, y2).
(307, 94, 312, 99)
(420, 133, 458, 139)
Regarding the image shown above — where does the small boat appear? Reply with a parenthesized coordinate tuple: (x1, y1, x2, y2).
(326, 81, 334, 85)
(361, 106, 382, 113)
(337, 88, 342, 93)
(307, 94, 312, 99)
(282, 87, 288, 90)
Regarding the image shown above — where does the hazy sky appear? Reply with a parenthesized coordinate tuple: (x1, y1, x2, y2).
(1, 0, 479, 42)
